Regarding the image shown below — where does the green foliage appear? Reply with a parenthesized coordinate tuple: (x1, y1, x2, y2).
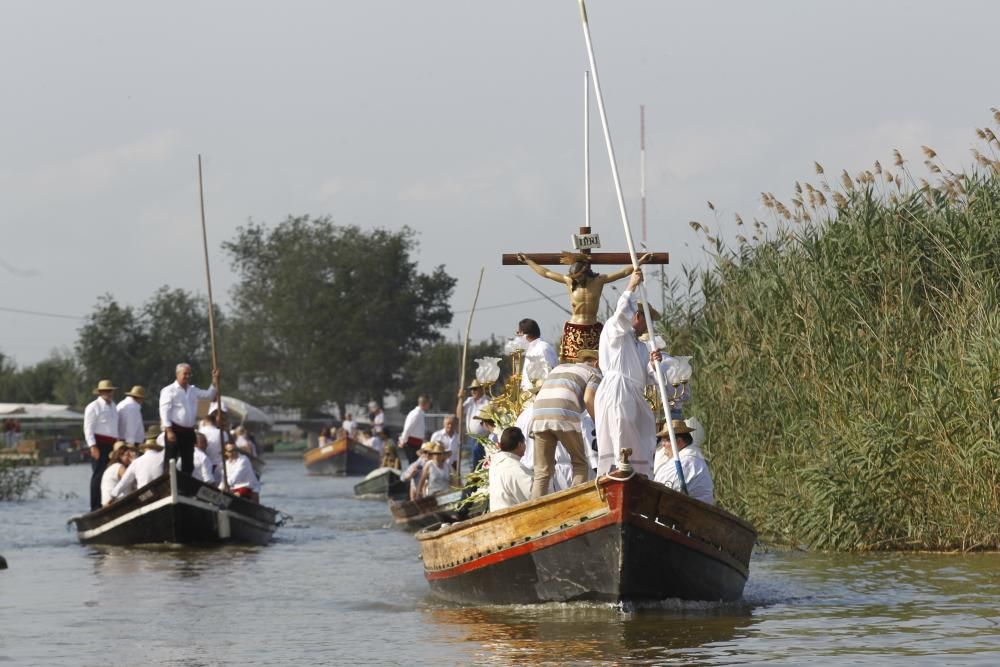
(400, 337, 503, 413)
(0, 459, 40, 501)
(75, 287, 216, 415)
(0, 351, 85, 406)
(223, 215, 456, 415)
(666, 129, 1000, 551)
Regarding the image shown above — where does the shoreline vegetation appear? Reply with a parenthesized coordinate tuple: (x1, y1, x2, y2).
(660, 114, 1000, 551)
(0, 459, 41, 501)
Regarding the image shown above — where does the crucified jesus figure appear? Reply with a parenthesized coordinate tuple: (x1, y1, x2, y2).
(517, 251, 651, 361)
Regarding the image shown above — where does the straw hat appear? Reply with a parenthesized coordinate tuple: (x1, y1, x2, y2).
(112, 440, 128, 453)
(656, 419, 694, 438)
(419, 441, 435, 453)
(145, 424, 161, 439)
(634, 302, 661, 322)
(93, 379, 117, 394)
(125, 385, 146, 400)
(474, 406, 498, 423)
(140, 437, 164, 451)
(575, 349, 599, 362)
(468, 379, 486, 390)
(425, 441, 449, 455)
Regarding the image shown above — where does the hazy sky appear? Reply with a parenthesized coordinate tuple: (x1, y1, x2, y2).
(1, 1, 997, 367)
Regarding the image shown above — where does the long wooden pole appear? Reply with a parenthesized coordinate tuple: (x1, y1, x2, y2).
(454, 267, 485, 486)
(576, 0, 687, 493)
(198, 155, 228, 491)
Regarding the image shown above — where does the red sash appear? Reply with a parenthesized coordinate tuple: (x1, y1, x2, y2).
(405, 436, 423, 447)
(94, 434, 117, 446)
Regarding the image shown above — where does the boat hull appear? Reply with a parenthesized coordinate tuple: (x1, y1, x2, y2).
(304, 439, 380, 476)
(418, 474, 755, 605)
(389, 490, 469, 531)
(70, 467, 280, 546)
(353, 469, 408, 499)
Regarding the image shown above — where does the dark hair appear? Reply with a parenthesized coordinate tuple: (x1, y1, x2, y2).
(499, 427, 525, 452)
(569, 261, 597, 289)
(677, 433, 693, 447)
(518, 318, 541, 339)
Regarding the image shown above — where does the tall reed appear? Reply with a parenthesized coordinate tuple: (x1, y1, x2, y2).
(660, 118, 1000, 550)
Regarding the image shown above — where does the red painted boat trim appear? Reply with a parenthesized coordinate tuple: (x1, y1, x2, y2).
(424, 478, 748, 582)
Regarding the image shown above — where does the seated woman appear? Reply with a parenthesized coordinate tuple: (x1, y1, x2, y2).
(317, 426, 333, 448)
(417, 442, 452, 498)
(220, 442, 261, 502)
(100, 442, 136, 506)
(401, 443, 431, 501)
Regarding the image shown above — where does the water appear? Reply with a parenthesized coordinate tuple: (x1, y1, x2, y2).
(3, 460, 1000, 666)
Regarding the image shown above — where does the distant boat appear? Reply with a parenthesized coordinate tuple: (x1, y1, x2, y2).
(68, 465, 283, 546)
(353, 468, 408, 499)
(303, 437, 380, 476)
(415, 472, 756, 605)
(388, 489, 477, 531)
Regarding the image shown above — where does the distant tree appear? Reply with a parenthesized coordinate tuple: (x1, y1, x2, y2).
(0, 350, 85, 406)
(223, 216, 456, 415)
(399, 338, 504, 413)
(75, 288, 216, 417)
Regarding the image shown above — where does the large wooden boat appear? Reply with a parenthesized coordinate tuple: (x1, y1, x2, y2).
(303, 437, 380, 476)
(388, 489, 472, 531)
(416, 471, 756, 605)
(69, 465, 282, 546)
(353, 467, 408, 499)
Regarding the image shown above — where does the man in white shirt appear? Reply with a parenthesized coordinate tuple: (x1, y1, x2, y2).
(653, 419, 714, 505)
(401, 442, 431, 501)
(220, 442, 260, 501)
(160, 363, 219, 476)
(461, 381, 490, 461)
(117, 385, 146, 446)
(84, 379, 120, 511)
(399, 395, 430, 464)
(430, 416, 461, 470)
(341, 414, 356, 439)
(594, 269, 661, 476)
(489, 427, 533, 512)
(111, 437, 165, 499)
(199, 403, 228, 483)
(517, 318, 559, 390)
(192, 433, 215, 484)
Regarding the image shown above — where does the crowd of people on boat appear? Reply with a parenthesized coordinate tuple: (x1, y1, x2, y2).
(391, 268, 715, 515)
(83, 363, 262, 511)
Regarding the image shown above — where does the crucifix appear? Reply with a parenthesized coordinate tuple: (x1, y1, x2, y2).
(503, 225, 669, 362)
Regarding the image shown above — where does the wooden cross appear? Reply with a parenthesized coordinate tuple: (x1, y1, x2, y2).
(501, 227, 669, 266)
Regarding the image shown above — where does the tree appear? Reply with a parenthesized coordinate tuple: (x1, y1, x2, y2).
(223, 216, 456, 415)
(0, 350, 86, 406)
(399, 338, 504, 412)
(75, 288, 216, 417)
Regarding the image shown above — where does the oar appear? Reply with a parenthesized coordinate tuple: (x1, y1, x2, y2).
(576, 0, 687, 494)
(197, 155, 229, 492)
(454, 267, 485, 486)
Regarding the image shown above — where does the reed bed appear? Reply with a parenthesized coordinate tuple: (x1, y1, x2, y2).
(661, 117, 1000, 551)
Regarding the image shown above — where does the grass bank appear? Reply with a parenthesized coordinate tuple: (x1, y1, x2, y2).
(661, 119, 1000, 550)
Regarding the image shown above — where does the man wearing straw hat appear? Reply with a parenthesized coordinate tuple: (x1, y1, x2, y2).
(460, 380, 490, 465)
(110, 435, 165, 500)
(83, 379, 120, 510)
(653, 419, 714, 505)
(159, 363, 219, 476)
(117, 385, 146, 447)
(594, 269, 662, 477)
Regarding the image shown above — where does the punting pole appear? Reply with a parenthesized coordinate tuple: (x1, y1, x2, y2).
(454, 267, 485, 486)
(197, 155, 229, 491)
(584, 70, 591, 229)
(640, 104, 647, 245)
(576, 0, 687, 493)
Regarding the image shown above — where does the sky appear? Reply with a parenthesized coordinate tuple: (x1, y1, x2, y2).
(1, 0, 997, 367)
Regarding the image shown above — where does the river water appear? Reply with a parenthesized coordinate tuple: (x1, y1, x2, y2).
(2, 459, 1000, 666)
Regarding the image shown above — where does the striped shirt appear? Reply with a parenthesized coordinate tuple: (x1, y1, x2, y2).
(530, 363, 602, 434)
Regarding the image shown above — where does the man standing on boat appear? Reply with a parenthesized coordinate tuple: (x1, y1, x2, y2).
(159, 363, 219, 475)
(399, 394, 430, 464)
(594, 269, 661, 477)
(117, 385, 146, 447)
(516, 318, 558, 390)
(528, 350, 602, 499)
(84, 380, 120, 511)
(430, 416, 461, 470)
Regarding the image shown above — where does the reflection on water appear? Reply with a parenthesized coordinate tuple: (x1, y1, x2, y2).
(3, 462, 1000, 666)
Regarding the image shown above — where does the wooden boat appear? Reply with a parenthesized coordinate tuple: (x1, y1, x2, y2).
(416, 471, 756, 605)
(69, 465, 282, 546)
(303, 437, 380, 476)
(388, 489, 473, 531)
(353, 467, 408, 499)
